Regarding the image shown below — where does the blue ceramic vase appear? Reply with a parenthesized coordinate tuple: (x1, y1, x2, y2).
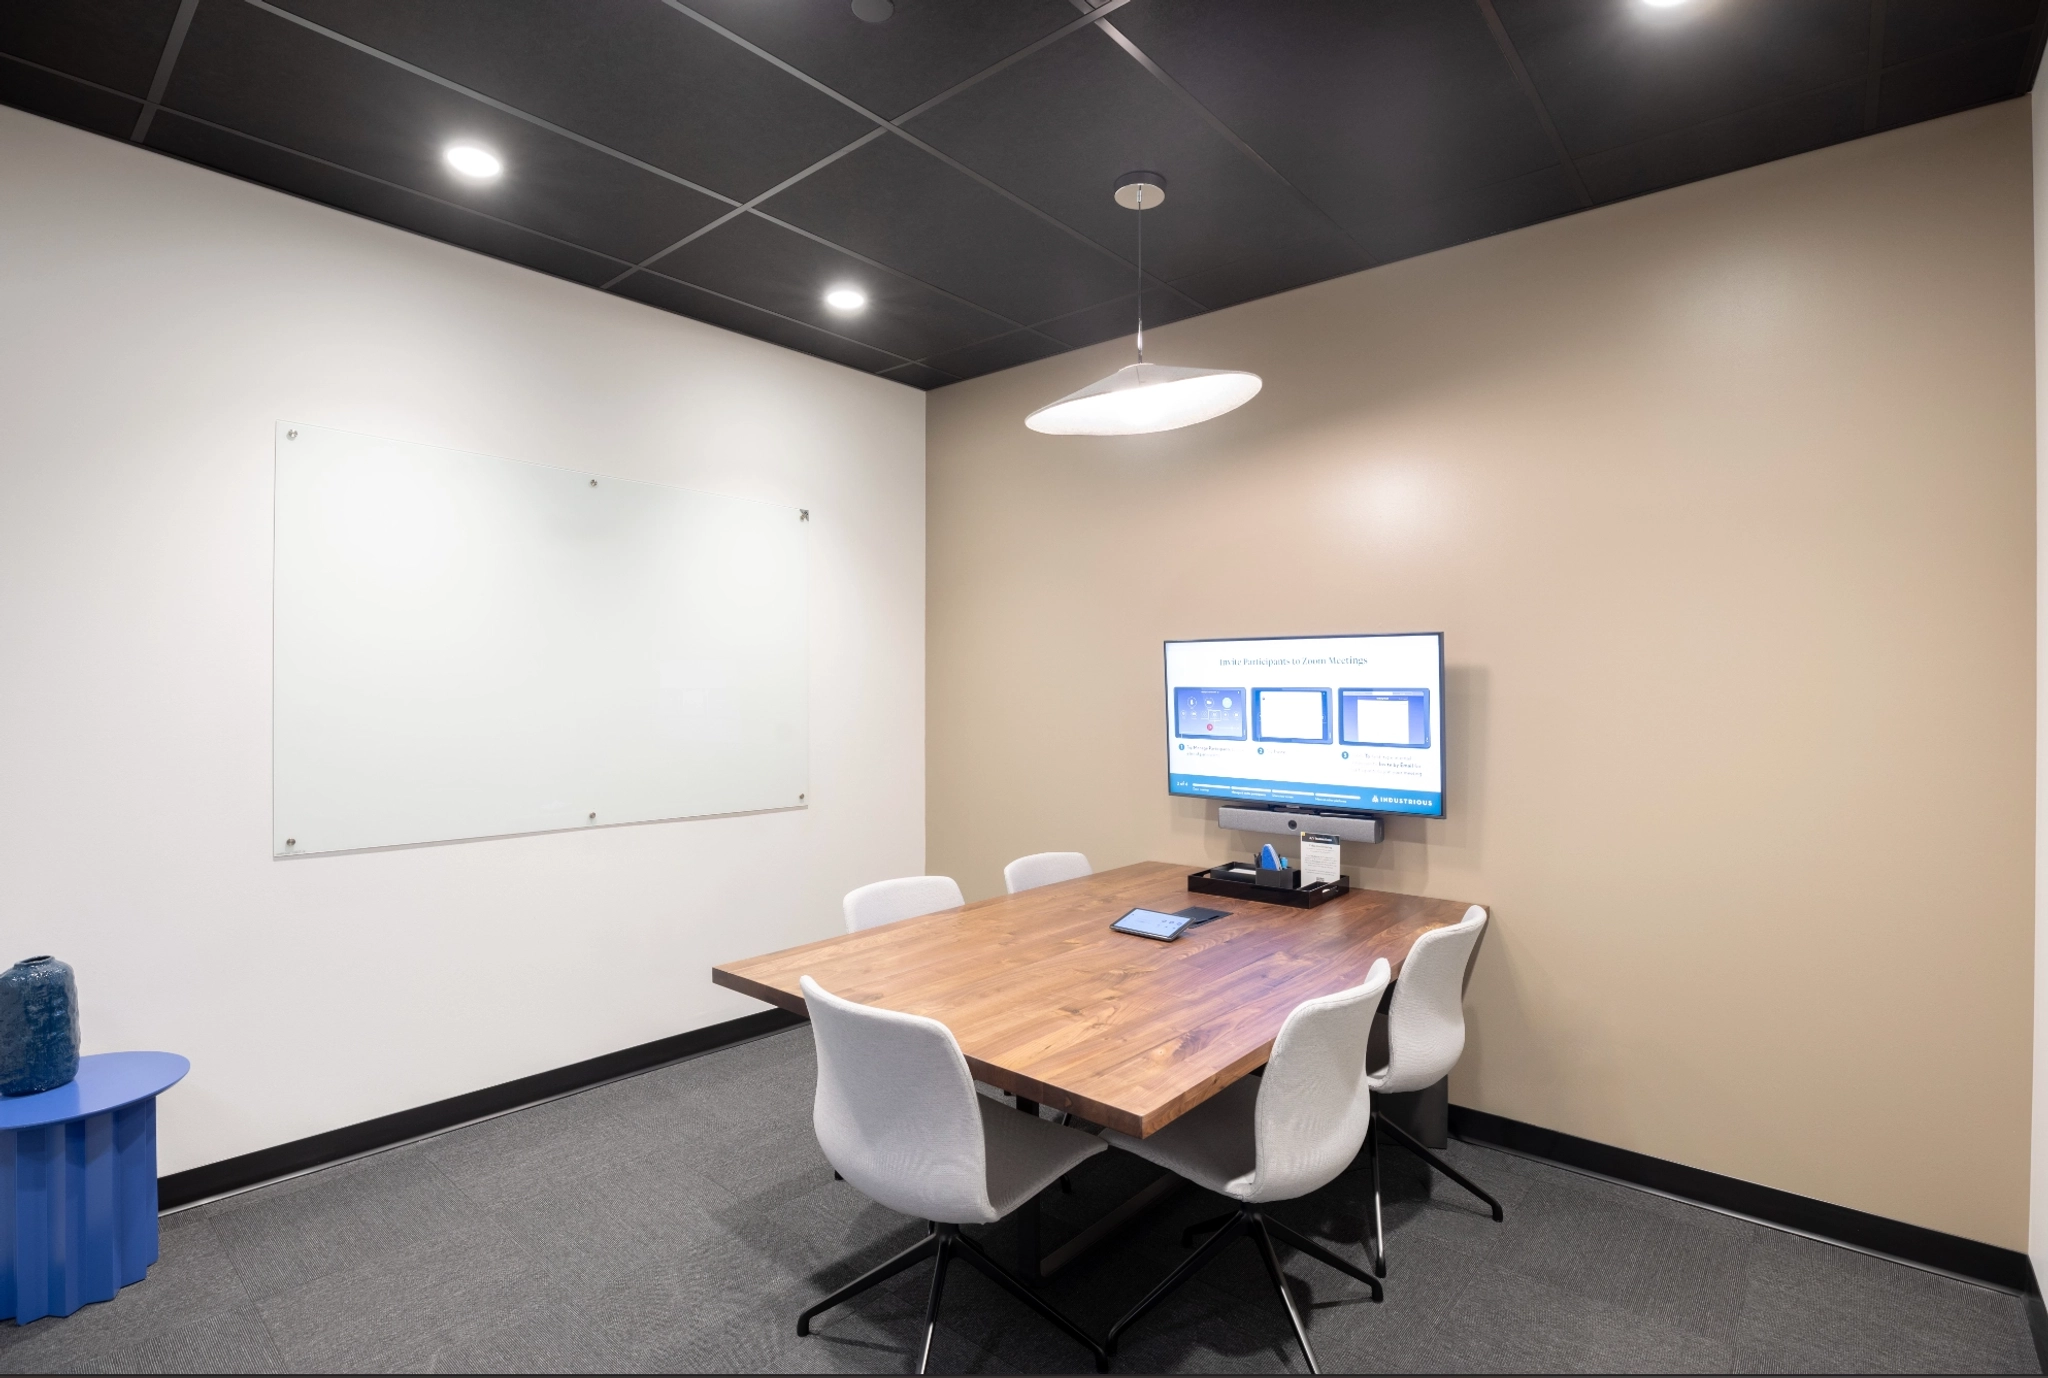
(0, 955, 81, 1096)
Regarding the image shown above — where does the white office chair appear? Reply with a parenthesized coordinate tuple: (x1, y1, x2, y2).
(842, 875, 965, 933)
(839, 872, 1045, 1140)
(1364, 904, 1500, 1276)
(796, 976, 1109, 1373)
(1101, 961, 1391, 1374)
(1002, 851, 1092, 894)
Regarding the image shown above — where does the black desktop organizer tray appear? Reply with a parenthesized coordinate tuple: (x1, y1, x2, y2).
(1187, 867, 1351, 910)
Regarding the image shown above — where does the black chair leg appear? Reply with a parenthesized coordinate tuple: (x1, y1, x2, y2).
(1123, 1199, 1392, 1370)
(1251, 1215, 1320, 1375)
(1107, 1208, 1250, 1354)
(802, 1222, 1108, 1374)
(1366, 1118, 1386, 1277)
(1264, 1217, 1382, 1302)
(916, 1230, 954, 1375)
(1376, 1114, 1504, 1221)
(1181, 1210, 1236, 1248)
(797, 1231, 938, 1335)
(954, 1232, 1110, 1373)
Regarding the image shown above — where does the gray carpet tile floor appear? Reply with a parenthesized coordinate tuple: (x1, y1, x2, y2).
(1, 1025, 2036, 1374)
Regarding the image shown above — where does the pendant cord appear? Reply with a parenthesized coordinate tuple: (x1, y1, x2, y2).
(1135, 184, 1145, 364)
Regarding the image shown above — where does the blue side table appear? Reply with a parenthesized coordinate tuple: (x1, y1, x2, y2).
(1, 1051, 188, 1324)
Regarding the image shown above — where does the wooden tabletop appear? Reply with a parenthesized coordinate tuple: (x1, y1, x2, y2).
(712, 861, 1480, 1138)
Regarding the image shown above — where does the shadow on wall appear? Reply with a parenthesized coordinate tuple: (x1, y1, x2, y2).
(1334, 662, 1488, 897)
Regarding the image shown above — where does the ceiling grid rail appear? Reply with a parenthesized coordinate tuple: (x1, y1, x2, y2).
(17, 0, 2046, 387)
(1474, 0, 1594, 208)
(229, 0, 1195, 377)
(130, 0, 200, 142)
(660, 0, 1203, 320)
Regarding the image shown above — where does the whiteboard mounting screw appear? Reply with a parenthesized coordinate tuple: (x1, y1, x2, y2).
(799, 509, 809, 521)
(285, 838, 295, 846)
(589, 479, 597, 487)
(799, 793, 806, 801)
(588, 811, 596, 820)
(287, 429, 297, 439)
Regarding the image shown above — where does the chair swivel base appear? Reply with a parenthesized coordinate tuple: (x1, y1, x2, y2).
(797, 1221, 1108, 1374)
(1110, 1203, 1381, 1376)
(1366, 1112, 1504, 1277)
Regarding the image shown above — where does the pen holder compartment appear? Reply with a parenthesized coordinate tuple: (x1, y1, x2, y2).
(1254, 866, 1300, 890)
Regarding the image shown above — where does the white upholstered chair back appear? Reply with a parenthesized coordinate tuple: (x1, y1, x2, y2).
(802, 976, 997, 1224)
(1241, 959, 1391, 1204)
(1375, 905, 1488, 1095)
(1002, 852, 1092, 894)
(842, 875, 965, 933)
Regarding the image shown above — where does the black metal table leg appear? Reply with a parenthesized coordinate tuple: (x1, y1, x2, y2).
(1016, 1189, 1042, 1278)
(1010, 1096, 1043, 1278)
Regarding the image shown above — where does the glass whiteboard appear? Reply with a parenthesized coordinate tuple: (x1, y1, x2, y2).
(273, 422, 807, 855)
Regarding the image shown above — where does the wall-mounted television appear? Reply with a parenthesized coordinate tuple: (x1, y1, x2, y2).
(1164, 633, 1445, 817)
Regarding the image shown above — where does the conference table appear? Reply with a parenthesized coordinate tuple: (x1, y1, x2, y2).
(713, 860, 1479, 1277)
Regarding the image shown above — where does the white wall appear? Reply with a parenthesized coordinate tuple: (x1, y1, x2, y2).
(0, 107, 926, 1175)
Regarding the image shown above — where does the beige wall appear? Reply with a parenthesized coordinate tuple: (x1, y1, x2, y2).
(927, 101, 2035, 1248)
(2032, 78, 2048, 1279)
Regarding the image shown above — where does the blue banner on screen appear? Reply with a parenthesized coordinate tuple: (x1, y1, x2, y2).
(1165, 633, 1445, 819)
(1169, 774, 1443, 815)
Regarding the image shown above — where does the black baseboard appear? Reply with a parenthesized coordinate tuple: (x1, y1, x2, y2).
(1450, 1104, 2031, 1293)
(158, 1008, 804, 1210)
(2025, 1267, 2048, 1374)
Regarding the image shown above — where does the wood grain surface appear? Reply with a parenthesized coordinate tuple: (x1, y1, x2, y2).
(712, 861, 1480, 1137)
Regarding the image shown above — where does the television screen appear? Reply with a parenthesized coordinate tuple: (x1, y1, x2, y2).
(1165, 633, 1444, 817)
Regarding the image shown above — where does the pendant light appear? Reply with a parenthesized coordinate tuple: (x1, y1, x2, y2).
(1026, 172, 1262, 436)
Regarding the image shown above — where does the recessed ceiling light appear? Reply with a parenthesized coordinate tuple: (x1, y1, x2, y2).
(1640, 0, 1691, 7)
(824, 287, 867, 312)
(851, 0, 893, 21)
(443, 144, 503, 179)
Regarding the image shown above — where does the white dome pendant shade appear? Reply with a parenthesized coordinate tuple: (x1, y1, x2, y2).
(1025, 171, 1262, 437)
(1025, 363, 1263, 435)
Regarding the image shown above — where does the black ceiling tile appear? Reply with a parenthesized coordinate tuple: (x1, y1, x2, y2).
(918, 328, 1068, 382)
(1106, 0, 1562, 254)
(1884, 0, 2037, 65)
(1349, 164, 1586, 269)
(760, 131, 1136, 326)
(647, 211, 1015, 360)
(613, 268, 904, 374)
(1165, 239, 1361, 313)
(1031, 285, 1205, 351)
(147, 110, 627, 286)
(0, 0, 180, 98)
(679, 0, 1079, 122)
(876, 360, 956, 390)
(1878, 29, 2035, 130)
(0, 53, 144, 138)
(1575, 79, 1864, 205)
(905, 21, 1368, 294)
(1493, 0, 1869, 157)
(159, 0, 727, 263)
(268, 0, 872, 201)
